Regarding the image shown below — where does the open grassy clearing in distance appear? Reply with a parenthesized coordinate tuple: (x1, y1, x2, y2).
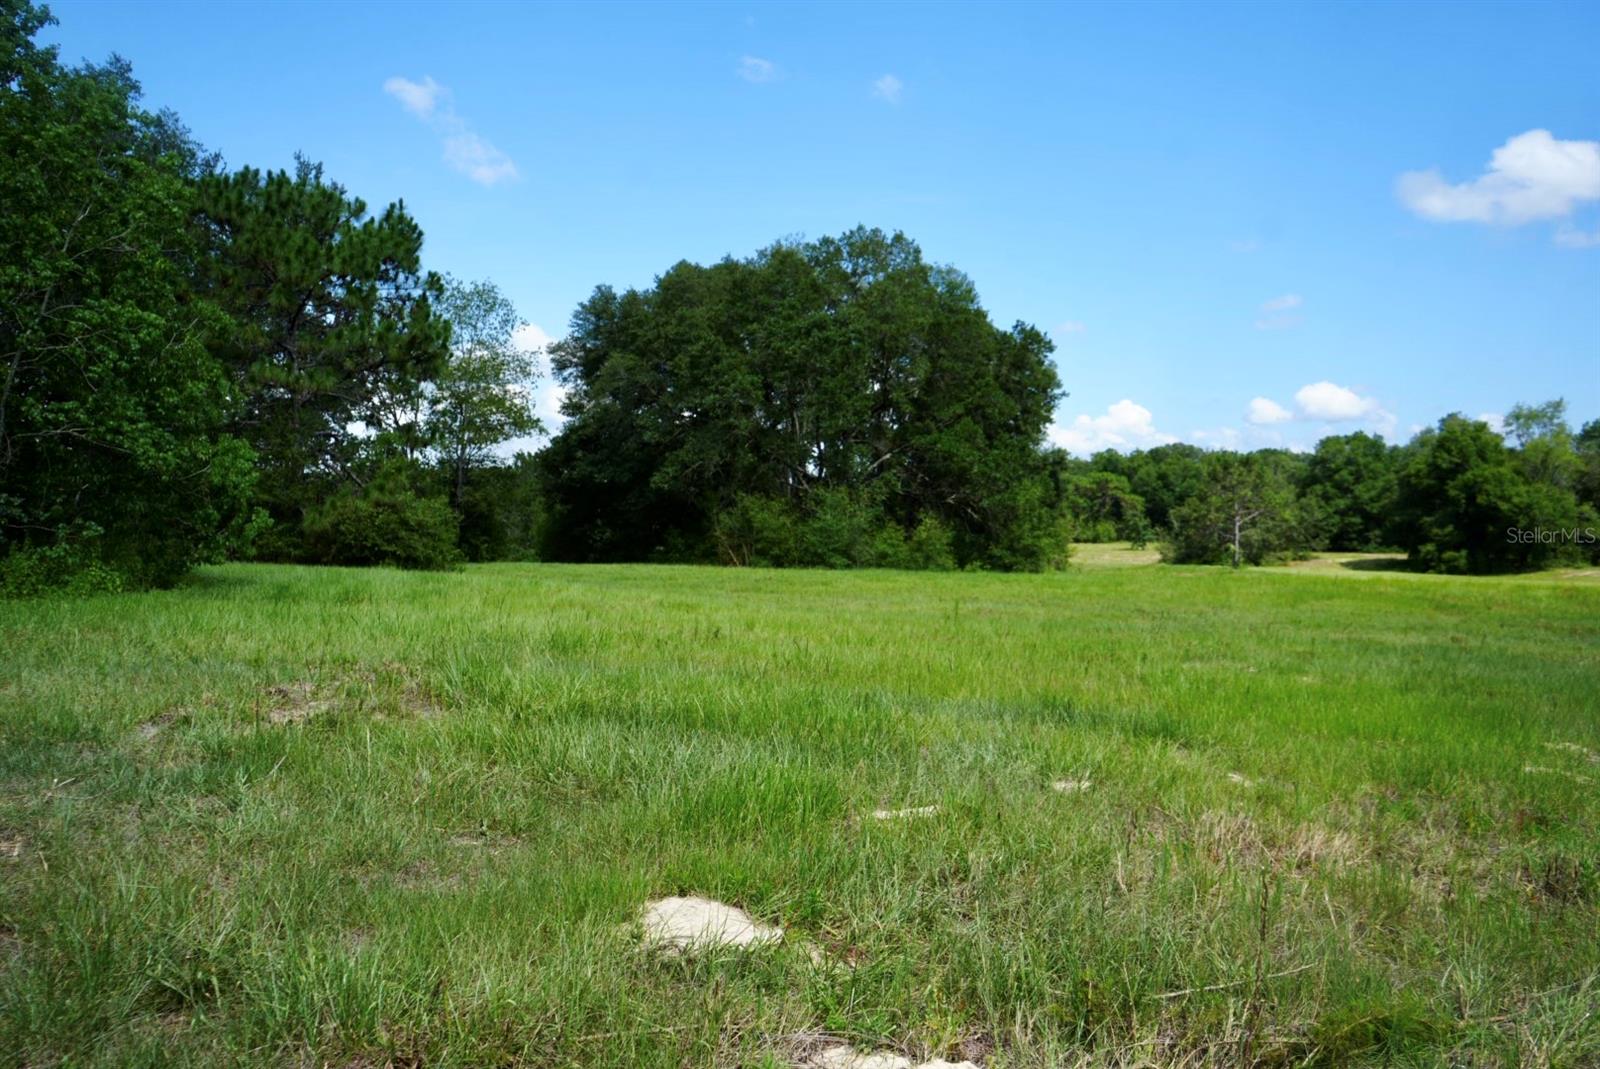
(2, 555, 1598, 1067)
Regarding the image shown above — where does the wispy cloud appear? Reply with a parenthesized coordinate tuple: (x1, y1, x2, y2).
(1053, 320, 1086, 336)
(872, 74, 903, 104)
(737, 55, 779, 83)
(1254, 293, 1303, 330)
(1555, 224, 1600, 248)
(384, 75, 518, 186)
(1397, 129, 1600, 238)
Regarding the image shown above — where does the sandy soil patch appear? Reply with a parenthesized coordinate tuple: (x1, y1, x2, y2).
(263, 680, 333, 725)
(806, 1047, 977, 1069)
(639, 895, 782, 953)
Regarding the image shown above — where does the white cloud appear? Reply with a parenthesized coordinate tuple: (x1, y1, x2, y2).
(1048, 399, 1177, 455)
(1229, 238, 1262, 253)
(1478, 412, 1506, 435)
(384, 75, 518, 186)
(443, 132, 518, 186)
(1397, 129, 1600, 226)
(1555, 224, 1600, 248)
(494, 323, 564, 456)
(383, 75, 442, 120)
(737, 55, 778, 83)
(1255, 293, 1304, 330)
(872, 74, 904, 104)
(1053, 320, 1085, 336)
(1246, 397, 1293, 425)
(1294, 380, 1380, 422)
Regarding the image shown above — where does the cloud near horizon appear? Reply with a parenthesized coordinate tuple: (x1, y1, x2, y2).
(1049, 399, 1177, 455)
(1246, 397, 1293, 425)
(384, 75, 518, 186)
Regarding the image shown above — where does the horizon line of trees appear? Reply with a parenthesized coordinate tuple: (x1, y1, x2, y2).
(1057, 401, 1600, 573)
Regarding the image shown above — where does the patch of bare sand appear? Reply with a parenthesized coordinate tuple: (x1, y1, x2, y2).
(806, 1047, 977, 1069)
(639, 895, 783, 953)
(263, 680, 333, 725)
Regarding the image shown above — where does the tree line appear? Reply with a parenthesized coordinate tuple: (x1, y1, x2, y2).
(4, 1, 1595, 592)
(1056, 401, 1600, 573)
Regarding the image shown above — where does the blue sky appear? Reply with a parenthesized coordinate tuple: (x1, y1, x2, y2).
(44, 0, 1600, 453)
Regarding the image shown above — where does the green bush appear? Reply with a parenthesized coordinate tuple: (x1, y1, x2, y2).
(0, 526, 126, 598)
(904, 515, 957, 570)
(712, 493, 961, 571)
(302, 486, 462, 571)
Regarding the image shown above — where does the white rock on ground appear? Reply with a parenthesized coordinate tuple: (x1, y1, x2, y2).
(639, 896, 783, 952)
(1052, 778, 1091, 793)
(807, 1047, 976, 1069)
(871, 805, 939, 820)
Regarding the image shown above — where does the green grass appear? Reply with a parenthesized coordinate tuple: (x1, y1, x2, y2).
(2, 557, 1598, 1067)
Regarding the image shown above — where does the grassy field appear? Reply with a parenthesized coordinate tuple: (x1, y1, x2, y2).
(2, 554, 1598, 1067)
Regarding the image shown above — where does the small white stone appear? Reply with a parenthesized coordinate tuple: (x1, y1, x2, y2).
(871, 805, 939, 820)
(638, 895, 782, 953)
(1052, 778, 1091, 793)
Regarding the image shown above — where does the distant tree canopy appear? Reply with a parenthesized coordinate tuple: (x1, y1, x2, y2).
(1062, 410, 1599, 574)
(538, 228, 1069, 570)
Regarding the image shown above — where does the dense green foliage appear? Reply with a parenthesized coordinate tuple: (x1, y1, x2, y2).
(1163, 451, 1310, 566)
(0, 1, 256, 590)
(194, 157, 453, 555)
(0, 3, 543, 590)
(3, 561, 1597, 1066)
(1393, 409, 1594, 574)
(300, 465, 463, 571)
(538, 229, 1067, 570)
